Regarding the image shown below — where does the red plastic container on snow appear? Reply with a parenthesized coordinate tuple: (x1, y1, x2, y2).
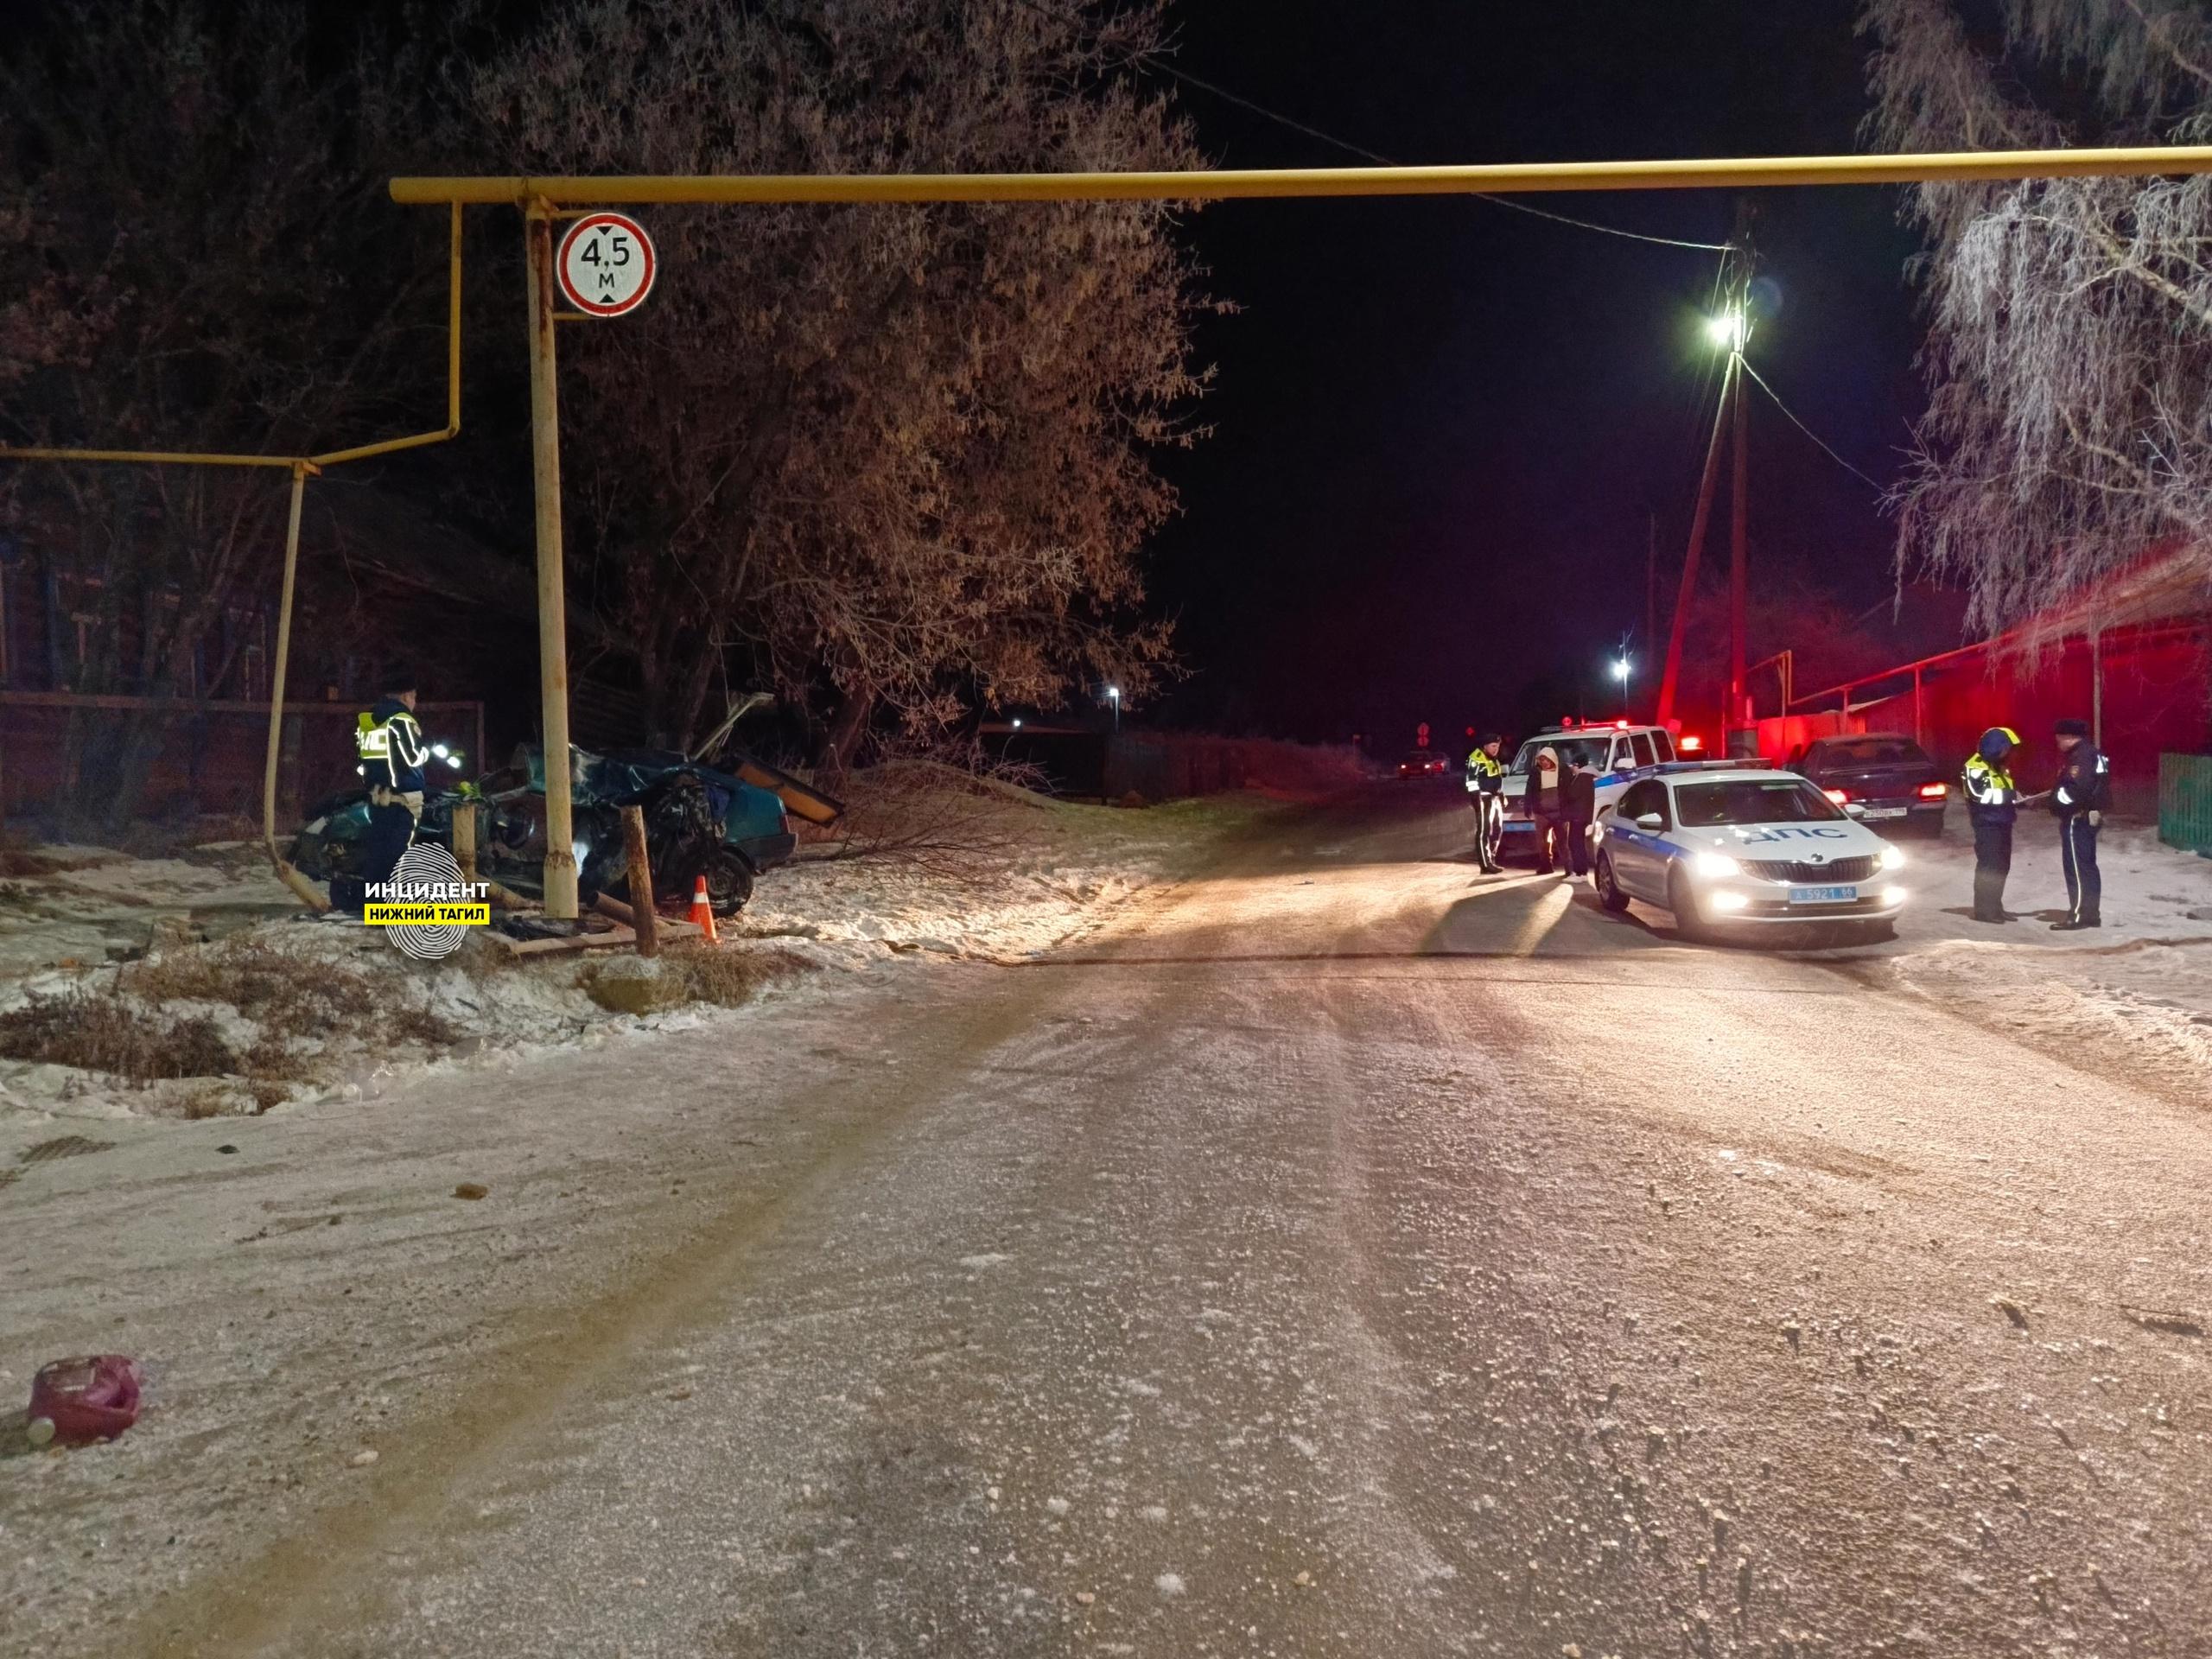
(29, 1355, 142, 1444)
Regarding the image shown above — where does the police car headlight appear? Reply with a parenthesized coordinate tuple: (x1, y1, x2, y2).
(1878, 845, 1906, 872)
(1690, 851, 1742, 879)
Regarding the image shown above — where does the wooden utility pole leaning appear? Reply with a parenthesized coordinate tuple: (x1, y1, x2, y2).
(1726, 201, 1758, 754)
(1728, 328, 1751, 748)
(1656, 355, 1738, 730)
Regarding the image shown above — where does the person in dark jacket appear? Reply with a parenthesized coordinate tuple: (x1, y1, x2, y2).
(1559, 757, 1599, 877)
(2043, 716, 2111, 930)
(1960, 725, 2024, 924)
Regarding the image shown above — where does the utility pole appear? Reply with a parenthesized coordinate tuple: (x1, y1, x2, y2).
(524, 201, 580, 921)
(1728, 335, 1749, 749)
(1645, 509, 1658, 698)
(1725, 199, 1758, 756)
(1655, 354, 1738, 730)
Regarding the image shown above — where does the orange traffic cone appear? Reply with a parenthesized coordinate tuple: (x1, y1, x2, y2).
(688, 874, 719, 944)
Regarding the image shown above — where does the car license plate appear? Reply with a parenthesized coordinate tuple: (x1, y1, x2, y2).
(1789, 885, 1859, 905)
(1862, 806, 1906, 819)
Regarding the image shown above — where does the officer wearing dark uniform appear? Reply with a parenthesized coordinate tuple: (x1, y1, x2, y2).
(2045, 716, 2111, 930)
(1960, 725, 2024, 924)
(1465, 734, 1505, 872)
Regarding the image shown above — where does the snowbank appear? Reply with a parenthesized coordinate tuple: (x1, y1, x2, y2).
(1870, 818, 2212, 1084)
(0, 793, 1255, 1125)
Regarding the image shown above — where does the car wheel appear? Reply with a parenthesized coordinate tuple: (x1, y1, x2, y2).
(1595, 854, 1630, 912)
(700, 848, 756, 915)
(1667, 867, 1706, 941)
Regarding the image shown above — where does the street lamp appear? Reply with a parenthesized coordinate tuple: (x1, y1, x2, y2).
(1106, 684, 1121, 732)
(1011, 717, 1023, 730)
(1612, 655, 1631, 718)
(1706, 307, 1746, 353)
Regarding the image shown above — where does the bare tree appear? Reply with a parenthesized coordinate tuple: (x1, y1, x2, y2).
(1861, 0, 2212, 640)
(0, 2, 452, 826)
(467, 0, 1217, 764)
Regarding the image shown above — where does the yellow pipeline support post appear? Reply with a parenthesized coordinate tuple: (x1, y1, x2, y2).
(524, 200, 580, 921)
(389, 143, 2212, 208)
(261, 461, 330, 911)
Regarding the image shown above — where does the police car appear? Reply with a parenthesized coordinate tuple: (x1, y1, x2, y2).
(1488, 722, 1703, 853)
(1591, 765, 1910, 938)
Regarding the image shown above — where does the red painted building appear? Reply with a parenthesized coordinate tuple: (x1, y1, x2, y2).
(1773, 553, 2210, 810)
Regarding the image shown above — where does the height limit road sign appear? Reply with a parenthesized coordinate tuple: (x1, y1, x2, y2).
(556, 212, 656, 316)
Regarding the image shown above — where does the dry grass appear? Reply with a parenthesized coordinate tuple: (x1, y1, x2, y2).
(0, 991, 237, 1084)
(673, 945, 812, 1008)
(123, 938, 372, 1030)
(126, 937, 456, 1047)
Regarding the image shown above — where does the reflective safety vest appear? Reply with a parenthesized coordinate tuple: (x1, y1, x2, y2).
(1961, 753, 2018, 823)
(1465, 750, 1503, 794)
(357, 704, 426, 792)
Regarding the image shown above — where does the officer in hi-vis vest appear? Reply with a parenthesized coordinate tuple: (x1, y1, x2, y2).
(1465, 734, 1505, 872)
(347, 675, 461, 908)
(1961, 725, 2024, 925)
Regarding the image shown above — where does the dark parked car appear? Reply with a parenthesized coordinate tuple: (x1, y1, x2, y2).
(1398, 750, 1450, 779)
(1789, 733, 1948, 836)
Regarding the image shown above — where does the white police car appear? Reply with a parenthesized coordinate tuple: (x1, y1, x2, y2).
(1491, 722, 1700, 854)
(1592, 766, 1910, 938)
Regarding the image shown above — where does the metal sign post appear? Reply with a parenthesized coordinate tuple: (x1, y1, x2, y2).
(524, 202, 581, 919)
(524, 204, 656, 921)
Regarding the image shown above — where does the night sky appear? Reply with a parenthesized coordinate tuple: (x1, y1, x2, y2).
(1142, 0, 1928, 747)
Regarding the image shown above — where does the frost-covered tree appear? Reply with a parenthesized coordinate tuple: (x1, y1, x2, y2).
(0, 1, 453, 826)
(469, 0, 1217, 759)
(1861, 0, 2212, 638)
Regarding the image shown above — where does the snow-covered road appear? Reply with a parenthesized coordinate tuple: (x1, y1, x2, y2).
(4, 792, 2209, 1656)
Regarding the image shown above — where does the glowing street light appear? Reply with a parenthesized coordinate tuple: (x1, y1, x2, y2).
(1011, 717, 1023, 729)
(1611, 656, 1632, 683)
(1106, 684, 1122, 731)
(1706, 307, 1746, 353)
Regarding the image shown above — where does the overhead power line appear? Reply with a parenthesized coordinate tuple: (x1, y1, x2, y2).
(1131, 52, 1735, 254)
(1737, 358, 1889, 494)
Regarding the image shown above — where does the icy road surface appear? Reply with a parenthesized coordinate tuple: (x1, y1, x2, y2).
(3, 793, 2209, 1656)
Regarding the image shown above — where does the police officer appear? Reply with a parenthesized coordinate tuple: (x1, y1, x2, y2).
(1465, 734, 1506, 872)
(352, 675, 435, 904)
(2044, 716, 2111, 930)
(1961, 725, 2024, 924)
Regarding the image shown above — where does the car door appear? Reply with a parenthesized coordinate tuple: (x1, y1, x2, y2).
(1605, 780, 1665, 898)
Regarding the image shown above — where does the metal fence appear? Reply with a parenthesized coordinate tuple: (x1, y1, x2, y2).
(2158, 753, 2212, 854)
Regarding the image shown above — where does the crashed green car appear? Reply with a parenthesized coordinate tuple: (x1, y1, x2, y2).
(289, 745, 839, 913)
